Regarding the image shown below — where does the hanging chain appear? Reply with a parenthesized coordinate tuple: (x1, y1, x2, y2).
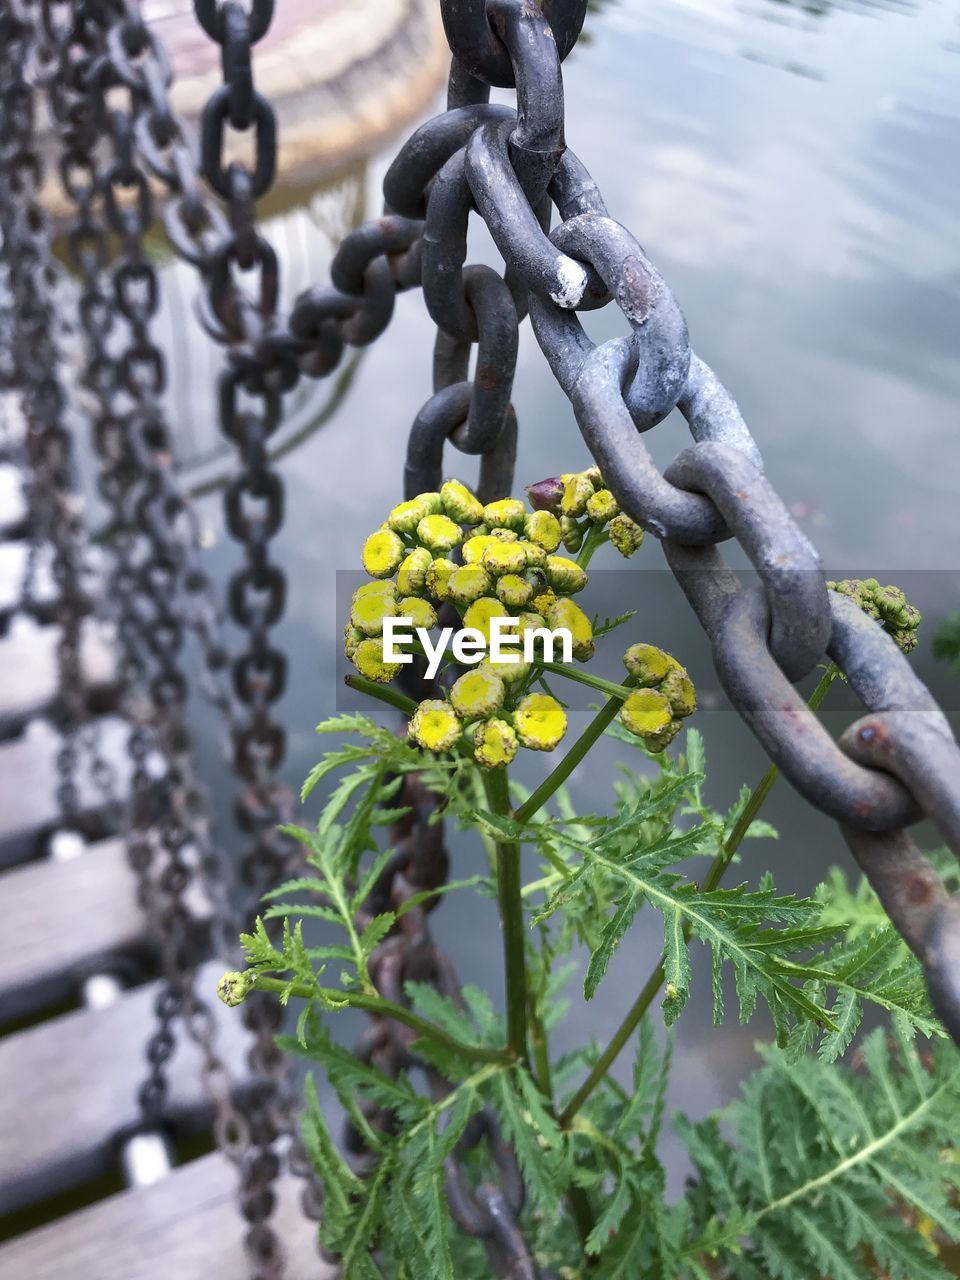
(5, 0, 959, 1275)
(424, 0, 960, 1044)
(29, 9, 299, 1275)
(0, 9, 91, 831)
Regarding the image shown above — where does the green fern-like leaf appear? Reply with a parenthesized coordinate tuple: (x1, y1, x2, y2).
(679, 1021, 960, 1279)
(531, 813, 835, 1039)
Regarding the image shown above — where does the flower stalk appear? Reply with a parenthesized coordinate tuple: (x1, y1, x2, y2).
(482, 766, 529, 1064)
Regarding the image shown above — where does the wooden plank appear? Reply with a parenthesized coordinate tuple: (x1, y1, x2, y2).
(0, 464, 27, 538)
(0, 541, 54, 626)
(0, 617, 118, 736)
(0, 962, 252, 1215)
(0, 716, 131, 868)
(0, 1152, 336, 1279)
(0, 837, 212, 1025)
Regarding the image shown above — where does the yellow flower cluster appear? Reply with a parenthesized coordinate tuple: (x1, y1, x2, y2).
(408, 673, 567, 769)
(346, 478, 696, 768)
(347, 479, 583, 767)
(619, 644, 696, 751)
(526, 466, 645, 558)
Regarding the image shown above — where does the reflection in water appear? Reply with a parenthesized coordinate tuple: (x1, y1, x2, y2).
(175, 0, 960, 1187)
(759, 0, 923, 16)
(159, 164, 368, 489)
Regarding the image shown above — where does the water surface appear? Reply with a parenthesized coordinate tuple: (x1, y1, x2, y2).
(180, 0, 960, 1185)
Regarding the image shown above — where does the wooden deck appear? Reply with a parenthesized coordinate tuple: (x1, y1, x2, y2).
(0, 437, 335, 1274)
(0, 1153, 336, 1280)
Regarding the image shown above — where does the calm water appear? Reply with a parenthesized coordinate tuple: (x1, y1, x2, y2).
(181, 0, 960, 1186)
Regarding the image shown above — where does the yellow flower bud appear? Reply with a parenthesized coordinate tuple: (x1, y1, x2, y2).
(463, 534, 502, 564)
(516, 611, 547, 640)
(545, 555, 587, 594)
(545, 598, 594, 661)
(354, 579, 397, 600)
(450, 668, 506, 720)
(487, 526, 520, 543)
(398, 596, 437, 631)
(623, 644, 675, 686)
(609, 513, 645, 558)
(584, 465, 604, 490)
(463, 597, 509, 643)
(515, 693, 567, 751)
(344, 623, 363, 658)
(524, 510, 562, 552)
(416, 513, 463, 553)
(448, 564, 493, 606)
(397, 546, 433, 596)
(217, 970, 253, 1007)
(561, 472, 594, 518)
(496, 573, 533, 609)
(350, 590, 397, 636)
(560, 515, 585, 553)
(408, 699, 462, 752)
(586, 488, 619, 524)
(620, 688, 673, 738)
(387, 496, 431, 535)
(425, 557, 457, 601)
(481, 540, 528, 576)
(440, 479, 484, 525)
(661, 665, 696, 718)
(473, 718, 519, 769)
(483, 498, 527, 531)
(362, 529, 405, 578)
(531, 588, 557, 616)
(515, 539, 547, 568)
(413, 491, 444, 515)
(478, 654, 530, 684)
(351, 637, 402, 683)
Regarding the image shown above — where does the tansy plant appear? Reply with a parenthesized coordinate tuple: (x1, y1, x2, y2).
(219, 476, 960, 1279)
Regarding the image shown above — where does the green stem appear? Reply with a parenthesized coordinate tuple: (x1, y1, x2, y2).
(344, 673, 418, 716)
(577, 524, 609, 569)
(528, 994, 553, 1102)
(515, 676, 639, 824)
(559, 664, 840, 1125)
(243, 975, 514, 1065)
(540, 660, 635, 702)
(482, 768, 529, 1064)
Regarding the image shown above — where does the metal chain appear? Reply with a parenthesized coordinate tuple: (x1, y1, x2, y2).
(0, 10, 91, 832)
(34, 2, 289, 1259)
(6, 0, 958, 1274)
(423, 1, 960, 1043)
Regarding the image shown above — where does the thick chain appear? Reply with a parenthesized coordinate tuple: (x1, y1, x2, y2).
(419, 2, 960, 1042)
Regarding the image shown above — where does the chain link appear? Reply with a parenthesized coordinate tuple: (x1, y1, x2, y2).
(4, 0, 959, 1273)
(0, 10, 91, 831)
